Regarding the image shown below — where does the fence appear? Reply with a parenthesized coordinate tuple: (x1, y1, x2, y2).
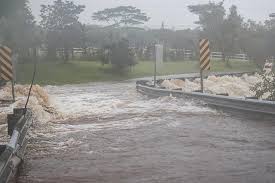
(211, 52, 249, 61)
(232, 53, 249, 61)
(184, 49, 193, 60)
(35, 47, 252, 62)
(211, 52, 223, 59)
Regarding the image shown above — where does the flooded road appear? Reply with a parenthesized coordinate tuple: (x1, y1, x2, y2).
(18, 82, 275, 183)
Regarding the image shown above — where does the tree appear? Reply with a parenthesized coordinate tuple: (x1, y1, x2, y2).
(223, 5, 243, 66)
(0, 0, 39, 61)
(251, 72, 275, 101)
(249, 19, 275, 101)
(40, 0, 85, 62)
(0, 0, 26, 18)
(264, 19, 275, 60)
(239, 20, 268, 66)
(80, 24, 88, 55)
(92, 6, 150, 27)
(188, 1, 226, 58)
(109, 38, 136, 73)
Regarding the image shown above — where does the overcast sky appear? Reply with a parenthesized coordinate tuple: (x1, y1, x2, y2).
(29, 0, 275, 29)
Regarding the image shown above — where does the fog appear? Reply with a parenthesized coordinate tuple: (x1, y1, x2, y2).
(29, 0, 275, 29)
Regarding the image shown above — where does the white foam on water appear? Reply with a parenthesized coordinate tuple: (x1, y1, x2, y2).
(161, 74, 263, 98)
(0, 82, 219, 153)
(46, 84, 216, 120)
(48, 92, 127, 117)
(53, 116, 163, 135)
(0, 84, 60, 123)
(56, 137, 83, 149)
(129, 96, 215, 115)
(0, 84, 62, 142)
(0, 81, 218, 154)
(34, 82, 217, 142)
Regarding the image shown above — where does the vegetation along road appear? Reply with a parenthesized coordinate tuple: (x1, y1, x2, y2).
(17, 60, 258, 85)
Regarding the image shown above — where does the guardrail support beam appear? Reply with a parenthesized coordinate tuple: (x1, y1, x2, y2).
(7, 116, 19, 137)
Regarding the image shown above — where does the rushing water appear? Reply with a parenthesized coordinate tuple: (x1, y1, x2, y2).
(16, 81, 275, 183)
(161, 74, 262, 98)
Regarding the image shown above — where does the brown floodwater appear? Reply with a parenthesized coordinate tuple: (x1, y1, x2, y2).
(17, 82, 275, 183)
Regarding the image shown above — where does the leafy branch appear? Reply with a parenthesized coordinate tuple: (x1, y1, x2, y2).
(250, 72, 275, 101)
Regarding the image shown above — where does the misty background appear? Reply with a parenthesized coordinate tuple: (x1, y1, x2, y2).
(29, 0, 275, 29)
(1, 0, 275, 84)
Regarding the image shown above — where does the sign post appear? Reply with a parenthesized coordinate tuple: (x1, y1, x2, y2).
(0, 46, 15, 101)
(154, 44, 163, 86)
(200, 69, 204, 93)
(199, 39, 211, 93)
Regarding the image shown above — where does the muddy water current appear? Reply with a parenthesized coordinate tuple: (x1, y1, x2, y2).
(16, 82, 275, 183)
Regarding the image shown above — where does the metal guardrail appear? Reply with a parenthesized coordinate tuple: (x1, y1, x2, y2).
(136, 72, 256, 86)
(0, 108, 32, 183)
(136, 73, 275, 116)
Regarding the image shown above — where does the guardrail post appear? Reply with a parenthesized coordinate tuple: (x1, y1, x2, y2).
(7, 109, 29, 136)
(13, 108, 27, 116)
(0, 146, 5, 156)
(7, 115, 19, 137)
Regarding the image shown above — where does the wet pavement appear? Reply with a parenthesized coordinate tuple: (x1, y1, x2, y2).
(18, 82, 275, 183)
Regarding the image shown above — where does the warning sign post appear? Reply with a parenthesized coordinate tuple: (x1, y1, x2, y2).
(199, 39, 211, 93)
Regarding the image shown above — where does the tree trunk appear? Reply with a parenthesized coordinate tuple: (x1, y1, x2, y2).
(222, 49, 226, 62)
(64, 47, 69, 63)
(226, 56, 232, 68)
(83, 47, 87, 55)
(48, 46, 57, 61)
(71, 48, 74, 60)
(33, 47, 37, 58)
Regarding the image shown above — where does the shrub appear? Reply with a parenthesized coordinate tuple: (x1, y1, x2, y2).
(250, 72, 275, 101)
(109, 38, 136, 74)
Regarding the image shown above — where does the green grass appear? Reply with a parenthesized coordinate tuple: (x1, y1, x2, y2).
(17, 60, 258, 85)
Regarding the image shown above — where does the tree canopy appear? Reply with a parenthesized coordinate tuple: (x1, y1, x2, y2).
(0, 0, 37, 55)
(189, 2, 245, 64)
(188, 2, 226, 53)
(40, 0, 85, 31)
(0, 0, 27, 18)
(109, 38, 136, 73)
(222, 5, 243, 62)
(0, 0, 274, 68)
(40, 0, 85, 61)
(92, 6, 150, 27)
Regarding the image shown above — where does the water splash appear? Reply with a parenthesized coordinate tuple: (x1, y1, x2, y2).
(46, 82, 216, 120)
(1, 82, 216, 144)
(161, 74, 262, 98)
(0, 84, 60, 126)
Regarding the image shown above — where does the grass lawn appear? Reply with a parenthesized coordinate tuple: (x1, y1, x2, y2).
(16, 60, 259, 85)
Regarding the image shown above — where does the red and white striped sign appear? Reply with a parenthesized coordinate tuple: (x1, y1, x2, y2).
(0, 46, 13, 81)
